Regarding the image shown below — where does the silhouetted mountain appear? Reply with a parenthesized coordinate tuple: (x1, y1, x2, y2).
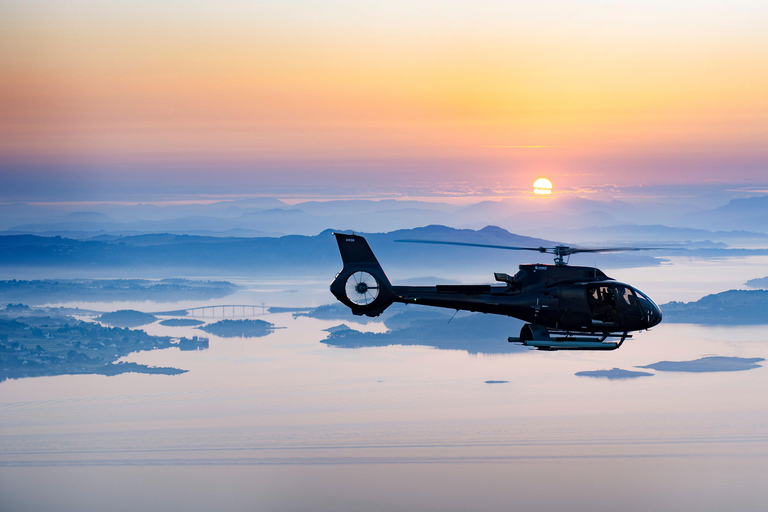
(0, 203, 69, 230)
(5, 195, 763, 241)
(0, 225, 676, 277)
(546, 224, 767, 246)
(673, 195, 768, 231)
(64, 212, 115, 222)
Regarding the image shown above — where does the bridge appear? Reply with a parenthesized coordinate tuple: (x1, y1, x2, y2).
(154, 304, 269, 319)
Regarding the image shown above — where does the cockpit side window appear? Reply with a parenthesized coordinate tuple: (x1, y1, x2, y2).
(617, 286, 638, 307)
(587, 285, 618, 324)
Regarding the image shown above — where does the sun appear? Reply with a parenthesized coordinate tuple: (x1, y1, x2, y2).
(533, 178, 553, 195)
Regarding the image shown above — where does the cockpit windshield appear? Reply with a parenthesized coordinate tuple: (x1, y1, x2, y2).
(635, 289, 659, 310)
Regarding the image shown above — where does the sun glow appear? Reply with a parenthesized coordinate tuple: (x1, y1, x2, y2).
(533, 178, 553, 195)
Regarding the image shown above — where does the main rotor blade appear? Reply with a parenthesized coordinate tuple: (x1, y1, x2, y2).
(563, 247, 667, 254)
(395, 239, 668, 255)
(394, 239, 545, 252)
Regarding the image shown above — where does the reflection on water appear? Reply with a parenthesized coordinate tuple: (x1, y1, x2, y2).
(2, 262, 768, 511)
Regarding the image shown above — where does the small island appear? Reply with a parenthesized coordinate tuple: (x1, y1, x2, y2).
(197, 319, 275, 338)
(160, 318, 204, 327)
(97, 310, 158, 328)
(575, 368, 654, 380)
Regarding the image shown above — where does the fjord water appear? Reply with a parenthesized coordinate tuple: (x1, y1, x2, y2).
(1, 259, 767, 511)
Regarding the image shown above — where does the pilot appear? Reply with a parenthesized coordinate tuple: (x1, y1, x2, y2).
(602, 288, 618, 321)
(592, 287, 617, 322)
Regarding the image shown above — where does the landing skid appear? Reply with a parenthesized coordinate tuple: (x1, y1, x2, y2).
(508, 324, 630, 351)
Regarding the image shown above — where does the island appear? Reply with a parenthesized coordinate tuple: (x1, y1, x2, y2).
(0, 307, 185, 382)
(197, 319, 275, 338)
(159, 318, 204, 327)
(638, 356, 764, 372)
(575, 368, 654, 380)
(97, 310, 158, 328)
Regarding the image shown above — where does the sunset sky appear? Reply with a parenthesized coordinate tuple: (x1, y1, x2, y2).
(2, 1, 767, 201)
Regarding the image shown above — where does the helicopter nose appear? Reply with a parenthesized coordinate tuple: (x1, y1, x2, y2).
(648, 304, 662, 327)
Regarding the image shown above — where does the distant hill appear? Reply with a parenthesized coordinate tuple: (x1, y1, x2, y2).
(0, 226, 562, 275)
(0, 225, 735, 276)
(672, 195, 768, 232)
(551, 224, 767, 246)
(5, 195, 768, 242)
(660, 290, 768, 324)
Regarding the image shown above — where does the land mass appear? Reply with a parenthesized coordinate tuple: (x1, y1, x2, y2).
(0, 307, 185, 382)
(660, 290, 768, 324)
(0, 278, 238, 305)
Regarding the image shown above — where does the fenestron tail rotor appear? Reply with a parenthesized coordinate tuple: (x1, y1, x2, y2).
(394, 239, 664, 266)
(345, 271, 380, 305)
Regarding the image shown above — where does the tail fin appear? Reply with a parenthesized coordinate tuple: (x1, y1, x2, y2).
(330, 233, 395, 317)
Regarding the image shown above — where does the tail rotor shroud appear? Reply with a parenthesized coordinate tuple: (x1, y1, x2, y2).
(345, 271, 380, 306)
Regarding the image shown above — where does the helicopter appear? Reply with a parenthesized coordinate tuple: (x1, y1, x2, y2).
(329, 232, 662, 351)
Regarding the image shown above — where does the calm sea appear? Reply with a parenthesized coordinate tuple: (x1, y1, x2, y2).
(1, 257, 767, 511)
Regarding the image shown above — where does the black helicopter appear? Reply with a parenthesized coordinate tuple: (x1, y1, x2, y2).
(329, 232, 662, 351)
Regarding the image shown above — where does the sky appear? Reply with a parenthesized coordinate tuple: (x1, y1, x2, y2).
(1, 0, 768, 201)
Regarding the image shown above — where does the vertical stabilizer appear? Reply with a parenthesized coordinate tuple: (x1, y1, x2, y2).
(330, 233, 394, 316)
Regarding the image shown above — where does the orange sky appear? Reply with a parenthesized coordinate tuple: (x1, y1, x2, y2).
(2, 1, 768, 193)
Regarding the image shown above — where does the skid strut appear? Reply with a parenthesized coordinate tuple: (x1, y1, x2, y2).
(509, 324, 631, 351)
